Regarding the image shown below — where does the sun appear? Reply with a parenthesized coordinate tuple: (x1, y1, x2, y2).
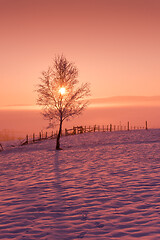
(59, 87, 66, 95)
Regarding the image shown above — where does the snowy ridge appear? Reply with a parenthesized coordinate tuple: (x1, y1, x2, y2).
(0, 129, 160, 239)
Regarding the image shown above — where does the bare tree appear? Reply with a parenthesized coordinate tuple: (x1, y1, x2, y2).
(37, 55, 90, 150)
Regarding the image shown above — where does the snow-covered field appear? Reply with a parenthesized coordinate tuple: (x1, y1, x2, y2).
(0, 129, 160, 240)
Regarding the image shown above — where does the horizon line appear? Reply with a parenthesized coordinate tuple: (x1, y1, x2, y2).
(1, 95, 160, 110)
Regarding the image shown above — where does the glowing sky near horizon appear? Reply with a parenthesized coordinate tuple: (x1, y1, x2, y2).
(0, 0, 160, 107)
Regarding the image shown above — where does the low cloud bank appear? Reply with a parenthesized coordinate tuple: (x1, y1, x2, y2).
(0, 103, 160, 140)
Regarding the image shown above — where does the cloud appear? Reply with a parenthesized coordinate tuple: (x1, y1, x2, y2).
(89, 96, 160, 107)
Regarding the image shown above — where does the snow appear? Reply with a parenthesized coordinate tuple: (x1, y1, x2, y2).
(0, 129, 160, 239)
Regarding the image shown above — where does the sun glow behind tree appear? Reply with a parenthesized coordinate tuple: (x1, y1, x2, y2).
(36, 55, 90, 150)
(59, 87, 66, 95)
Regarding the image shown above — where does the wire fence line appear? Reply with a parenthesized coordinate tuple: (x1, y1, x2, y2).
(0, 121, 148, 151)
(19, 121, 148, 146)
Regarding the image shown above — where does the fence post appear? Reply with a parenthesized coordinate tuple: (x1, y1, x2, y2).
(65, 129, 68, 136)
(26, 134, 29, 144)
(110, 124, 112, 132)
(33, 133, 35, 142)
(45, 132, 47, 139)
(127, 121, 130, 131)
(127, 122, 129, 131)
(39, 132, 41, 140)
(145, 121, 148, 130)
(0, 143, 3, 151)
(73, 127, 76, 135)
(51, 131, 53, 138)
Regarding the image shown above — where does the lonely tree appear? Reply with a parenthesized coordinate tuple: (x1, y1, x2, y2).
(37, 55, 90, 150)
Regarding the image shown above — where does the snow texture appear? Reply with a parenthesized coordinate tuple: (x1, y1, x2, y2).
(0, 129, 160, 239)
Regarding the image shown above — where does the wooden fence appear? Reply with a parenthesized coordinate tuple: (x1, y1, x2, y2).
(20, 121, 148, 146)
(65, 121, 148, 135)
(21, 130, 57, 145)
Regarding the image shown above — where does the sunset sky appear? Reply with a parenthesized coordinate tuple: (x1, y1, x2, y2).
(1, 0, 160, 108)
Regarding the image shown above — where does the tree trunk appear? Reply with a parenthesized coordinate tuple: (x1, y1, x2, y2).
(56, 117, 63, 150)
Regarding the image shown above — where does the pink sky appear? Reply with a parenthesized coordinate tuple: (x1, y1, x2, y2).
(1, 0, 160, 108)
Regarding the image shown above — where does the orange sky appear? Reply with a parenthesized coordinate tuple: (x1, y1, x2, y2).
(1, 0, 160, 108)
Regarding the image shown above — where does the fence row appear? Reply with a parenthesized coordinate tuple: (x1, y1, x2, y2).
(65, 121, 148, 135)
(20, 121, 148, 146)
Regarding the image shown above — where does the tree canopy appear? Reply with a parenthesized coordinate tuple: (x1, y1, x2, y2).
(37, 55, 90, 149)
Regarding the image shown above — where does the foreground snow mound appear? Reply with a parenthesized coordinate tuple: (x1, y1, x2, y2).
(0, 129, 160, 239)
